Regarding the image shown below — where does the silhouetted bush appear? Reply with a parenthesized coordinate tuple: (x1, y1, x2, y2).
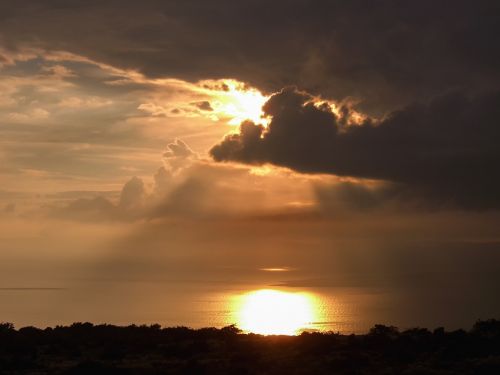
(0, 320, 499, 374)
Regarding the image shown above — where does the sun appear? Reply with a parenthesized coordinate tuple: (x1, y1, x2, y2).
(236, 289, 316, 335)
(202, 79, 269, 126)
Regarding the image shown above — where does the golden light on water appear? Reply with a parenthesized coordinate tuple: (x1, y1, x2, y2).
(235, 289, 319, 335)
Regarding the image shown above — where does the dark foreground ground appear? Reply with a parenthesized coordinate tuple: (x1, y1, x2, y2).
(1, 320, 500, 374)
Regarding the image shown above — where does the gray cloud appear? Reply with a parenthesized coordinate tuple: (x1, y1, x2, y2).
(211, 87, 500, 209)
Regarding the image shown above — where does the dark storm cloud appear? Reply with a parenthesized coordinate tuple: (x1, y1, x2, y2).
(1, 1, 499, 113)
(211, 87, 500, 209)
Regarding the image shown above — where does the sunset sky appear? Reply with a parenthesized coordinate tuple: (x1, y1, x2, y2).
(1, 1, 499, 333)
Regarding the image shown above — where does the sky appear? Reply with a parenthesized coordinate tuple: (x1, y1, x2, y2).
(0, 0, 499, 331)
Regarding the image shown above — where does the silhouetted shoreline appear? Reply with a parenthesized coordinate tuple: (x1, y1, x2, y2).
(1, 319, 500, 374)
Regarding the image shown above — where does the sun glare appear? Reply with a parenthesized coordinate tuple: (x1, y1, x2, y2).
(236, 289, 317, 335)
(203, 79, 269, 126)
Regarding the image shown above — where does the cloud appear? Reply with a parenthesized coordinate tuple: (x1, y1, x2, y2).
(191, 101, 213, 111)
(118, 176, 146, 210)
(153, 166, 172, 196)
(0, 49, 256, 193)
(3, 202, 15, 214)
(162, 139, 198, 173)
(211, 87, 500, 209)
(58, 96, 113, 109)
(40, 137, 318, 222)
(50, 176, 145, 222)
(314, 181, 404, 213)
(52, 196, 119, 221)
(1, 1, 499, 114)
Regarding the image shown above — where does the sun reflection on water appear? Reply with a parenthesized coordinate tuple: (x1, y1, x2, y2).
(233, 289, 321, 335)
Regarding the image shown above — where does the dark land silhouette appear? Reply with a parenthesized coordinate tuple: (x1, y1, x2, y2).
(1, 320, 500, 374)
